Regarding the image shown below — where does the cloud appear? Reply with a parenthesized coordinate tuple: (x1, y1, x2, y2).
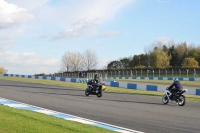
(0, 0, 34, 28)
(40, 34, 49, 39)
(5, 0, 49, 11)
(0, 51, 60, 75)
(0, 43, 12, 52)
(153, 37, 175, 45)
(53, 21, 98, 40)
(52, 0, 132, 40)
(99, 30, 121, 38)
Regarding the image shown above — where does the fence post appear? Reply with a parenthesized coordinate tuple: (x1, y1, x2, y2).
(153, 70, 154, 77)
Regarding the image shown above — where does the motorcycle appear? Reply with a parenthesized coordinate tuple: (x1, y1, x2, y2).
(162, 87, 187, 106)
(85, 79, 106, 97)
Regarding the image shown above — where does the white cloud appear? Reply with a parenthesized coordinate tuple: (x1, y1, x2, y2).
(0, 51, 60, 75)
(53, 21, 98, 40)
(52, 0, 133, 40)
(100, 30, 121, 38)
(0, 42, 12, 52)
(154, 37, 175, 45)
(40, 34, 49, 39)
(0, 0, 34, 28)
(5, 0, 49, 11)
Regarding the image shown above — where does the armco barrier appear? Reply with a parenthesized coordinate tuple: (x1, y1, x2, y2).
(0, 74, 76, 83)
(0, 74, 199, 96)
(101, 80, 200, 96)
(107, 76, 200, 81)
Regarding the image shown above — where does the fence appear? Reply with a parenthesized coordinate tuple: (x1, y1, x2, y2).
(53, 68, 199, 79)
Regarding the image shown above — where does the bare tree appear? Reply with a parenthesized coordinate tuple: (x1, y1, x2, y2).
(61, 51, 85, 72)
(83, 49, 98, 70)
(61, 51, 72, 72)
(70, 52, 85, 71)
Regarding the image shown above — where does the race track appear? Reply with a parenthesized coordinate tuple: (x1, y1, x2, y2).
(0, 79, 200, 133)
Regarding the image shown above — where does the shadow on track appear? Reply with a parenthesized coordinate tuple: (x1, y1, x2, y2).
(94, 98, 165, 105)
(18, 90, 87, 97)
(0, 84, 83, 92)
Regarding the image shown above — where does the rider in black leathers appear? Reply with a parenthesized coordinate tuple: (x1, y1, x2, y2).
(89, 73, 99, 91)
(93, 73, 99, 84)
(168, 78, 183, 100)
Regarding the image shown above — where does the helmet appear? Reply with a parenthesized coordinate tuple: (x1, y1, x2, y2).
(174, 78, 179, 81)
(94, 73, 98, 79)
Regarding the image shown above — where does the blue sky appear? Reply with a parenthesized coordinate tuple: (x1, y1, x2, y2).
(0, 0, 200, 74)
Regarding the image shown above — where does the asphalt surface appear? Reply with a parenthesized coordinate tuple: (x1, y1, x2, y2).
(0, 79, 200, 133)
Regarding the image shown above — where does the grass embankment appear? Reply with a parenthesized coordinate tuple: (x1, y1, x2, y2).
(0, 105, 115, 133)
(0, 76, 199, 102)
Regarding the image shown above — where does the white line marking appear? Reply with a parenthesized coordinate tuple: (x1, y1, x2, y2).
(65, 118, 95, 124)
(4, 104, 29, 107)
(34, 110, 57, 114)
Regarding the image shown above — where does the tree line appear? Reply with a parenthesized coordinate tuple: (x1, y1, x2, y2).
(107, 42, 200, 69)
(60, 49, 98, 72)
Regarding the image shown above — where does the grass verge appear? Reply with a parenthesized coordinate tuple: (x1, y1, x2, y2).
(0, 105, 115, 133)
(0, 76, 199, 102)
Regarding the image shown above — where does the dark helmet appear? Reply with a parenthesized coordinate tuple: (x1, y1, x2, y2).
(94, 73, 98, 80)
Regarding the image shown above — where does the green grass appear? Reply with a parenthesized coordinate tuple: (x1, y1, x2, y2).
(0, 76, 199, 102)
(0, 105, 115, 133)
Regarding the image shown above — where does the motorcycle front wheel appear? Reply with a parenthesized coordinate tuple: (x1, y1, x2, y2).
(85, 89, 90, 96)
(97, 88, 103, 98)
(162, 94, 169, 104)
(177, 95, 186, 106)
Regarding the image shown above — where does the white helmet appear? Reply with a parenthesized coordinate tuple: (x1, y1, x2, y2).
(174, 78, 179, 81)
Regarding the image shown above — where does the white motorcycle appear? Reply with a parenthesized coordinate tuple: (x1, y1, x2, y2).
(162, 87, 187, 106)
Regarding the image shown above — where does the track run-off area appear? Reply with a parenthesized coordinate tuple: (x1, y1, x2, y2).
(0, 79, 200, 133)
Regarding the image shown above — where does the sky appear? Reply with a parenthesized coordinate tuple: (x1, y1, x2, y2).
(0, 0, 200, 75)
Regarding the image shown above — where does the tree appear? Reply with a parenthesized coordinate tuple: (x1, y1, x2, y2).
(175, 42, 187, 66)
(192, 48, 200, 66)
(107, 60, 121, 69)
(151, 49, 171, 68)
(182, 57, 199, 68)
(168, 45, 178, 67)
(61, 51, 85, 72)
(162, 45, 168, 52)
(130, 55, 140, 67)
(70, 52, 84, 71)
(83, 49, 98, 70)
(61, 52, 73, 72)
(0, 66, 5, 74)
(119, 57, 131, 68)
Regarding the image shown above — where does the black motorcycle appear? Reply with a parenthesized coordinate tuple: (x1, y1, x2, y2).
(162, 87, 187, 106)
(85, 79, 106, 97)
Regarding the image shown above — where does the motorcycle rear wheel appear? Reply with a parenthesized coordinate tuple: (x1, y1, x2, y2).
(178, 95, 186, 106)
(162, 94, 169, 104)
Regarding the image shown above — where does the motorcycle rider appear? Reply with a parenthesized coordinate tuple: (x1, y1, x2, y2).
(93, 73, 99, 84)
(168, 78, 183, 101)
(89, 73, 99, 91)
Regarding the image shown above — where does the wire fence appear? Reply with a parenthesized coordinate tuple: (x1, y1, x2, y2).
(51, 68, 199, 79)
